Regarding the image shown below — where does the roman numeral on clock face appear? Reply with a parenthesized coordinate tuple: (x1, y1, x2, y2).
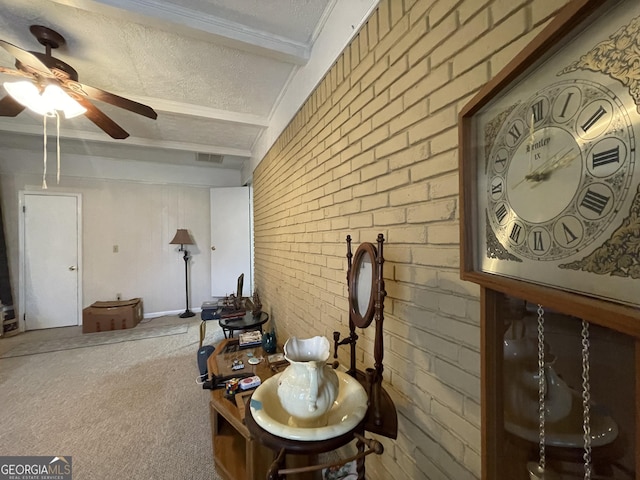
(505, 119, 526, 147)
(491, 181, 502, 195)
(552, 86, 581, 124)
(592, 146, 619, 167)
(527, 227, 550, 256)
(580, 188, 610, 215)
(581, 105, 607, 132)
(531, 100, 544, 123)
(558, 92, 574, 118)
(509, 223, 522, 243)
(495, 204, 508, 224)
(561, 222, 579, 244)
(490, 177, 504, 201)
(532, 231, 544, 251)
(553, 215, 584, 249)
(492, 148, 509, 173)
(508, 123, 522, 142)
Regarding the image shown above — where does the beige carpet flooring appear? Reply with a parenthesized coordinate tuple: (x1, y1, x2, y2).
(0, 315, 225, 480)
(0, 323, 191, 358)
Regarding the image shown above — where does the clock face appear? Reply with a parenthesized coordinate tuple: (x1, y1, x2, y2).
(471, 0, 640, 307)
(487, 79, 635, 261)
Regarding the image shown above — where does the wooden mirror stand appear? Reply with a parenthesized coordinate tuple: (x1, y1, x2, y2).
(334, 233, 398, 439)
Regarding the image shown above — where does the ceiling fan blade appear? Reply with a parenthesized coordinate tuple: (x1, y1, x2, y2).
(63, 80, 157, 120)
(0, 65, 32, 79)
(0, 39, 52, 75)
(76, 98, 129, 140)
(0, 95, 25, 116)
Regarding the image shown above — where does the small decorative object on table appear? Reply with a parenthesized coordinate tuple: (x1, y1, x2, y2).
(231, 358, 245, 371)
(243, 291, 263, 316)
(225, 378, 240, 396)
(244, 297, 255, 313)
(220, 308, 245, 320)
(239, 375, 261, 391)
(239, 330, 263, 348)
(251, 291, 262, 314)
(267, 352, 288, 373)
(267, 352, 284, 364)
(261, 328, 277, 354)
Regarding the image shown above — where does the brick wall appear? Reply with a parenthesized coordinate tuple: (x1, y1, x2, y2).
(252, 0, 568, 478)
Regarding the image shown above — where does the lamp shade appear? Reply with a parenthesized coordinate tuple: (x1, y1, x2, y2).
(170, 229, 194, 245)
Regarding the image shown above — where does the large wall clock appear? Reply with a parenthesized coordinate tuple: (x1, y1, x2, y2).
(460, 0, 640, 316)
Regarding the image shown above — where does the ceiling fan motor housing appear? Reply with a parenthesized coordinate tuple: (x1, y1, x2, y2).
(24, 53, 79, 81)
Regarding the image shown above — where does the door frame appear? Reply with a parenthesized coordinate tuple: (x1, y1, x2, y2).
(18, 191, 83, 332)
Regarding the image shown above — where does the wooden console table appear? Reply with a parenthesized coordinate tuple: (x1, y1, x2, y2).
(207, 338, 275, 480)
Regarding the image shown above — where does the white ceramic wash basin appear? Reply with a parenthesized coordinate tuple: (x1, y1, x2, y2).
(505, 390, 618, 448)
(249, 370, 368, 441)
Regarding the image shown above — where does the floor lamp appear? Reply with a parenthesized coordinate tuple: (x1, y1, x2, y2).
(170, 229, 195, 318)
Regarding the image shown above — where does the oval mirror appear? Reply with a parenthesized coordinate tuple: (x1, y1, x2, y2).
(349, 242, 377, 328)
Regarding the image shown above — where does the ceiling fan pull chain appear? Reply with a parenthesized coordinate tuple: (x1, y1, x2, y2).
(581, 319, 592, 480)
(56, 112, 61, 184)
(42, 114, 47, 190)
(536, 304, 546, 471)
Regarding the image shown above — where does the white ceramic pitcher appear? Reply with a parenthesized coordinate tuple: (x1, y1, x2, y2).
(277, 336, 339, 428)
(503, 335, 572, 424)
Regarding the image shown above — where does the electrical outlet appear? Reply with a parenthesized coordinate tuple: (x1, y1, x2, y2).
(116, 293, 122, 301)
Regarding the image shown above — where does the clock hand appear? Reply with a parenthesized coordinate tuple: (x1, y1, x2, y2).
(511, 148, 573, 189)
(526, 148, 580, 181)
(527, 114, 535, 175)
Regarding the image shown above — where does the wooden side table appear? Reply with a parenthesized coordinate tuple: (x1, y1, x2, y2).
(207, 338, 274, 480)
(200, 311, 270, 348)
(219, 311, 269, 338)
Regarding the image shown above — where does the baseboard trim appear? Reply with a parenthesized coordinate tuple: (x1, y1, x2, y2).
(143, 308, 202, 319)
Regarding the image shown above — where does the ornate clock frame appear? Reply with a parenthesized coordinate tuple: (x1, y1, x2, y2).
(459, 0, 640, 477)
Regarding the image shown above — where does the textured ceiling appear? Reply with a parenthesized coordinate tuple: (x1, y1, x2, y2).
(0, 0, 377, 176)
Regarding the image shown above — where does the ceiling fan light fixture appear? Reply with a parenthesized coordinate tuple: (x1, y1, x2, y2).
(3, 81, 46, 114)
(3, 80, 86, 119)
(42, 84, 86, 119)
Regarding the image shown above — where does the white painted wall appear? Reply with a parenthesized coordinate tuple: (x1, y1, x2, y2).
(0, 147, 243, 318)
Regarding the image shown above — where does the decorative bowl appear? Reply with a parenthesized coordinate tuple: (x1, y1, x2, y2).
(249, 370, 368, 441)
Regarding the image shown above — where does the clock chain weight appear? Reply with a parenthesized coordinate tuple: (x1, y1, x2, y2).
(526, 305, 592, 480)
(581, 320, 592, 480)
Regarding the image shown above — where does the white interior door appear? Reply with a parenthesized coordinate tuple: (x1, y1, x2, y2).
(21, 192, 81, 330)
(210, 187, 252, 298)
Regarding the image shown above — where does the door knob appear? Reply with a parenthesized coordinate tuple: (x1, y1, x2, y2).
(69, 266, 77, 271)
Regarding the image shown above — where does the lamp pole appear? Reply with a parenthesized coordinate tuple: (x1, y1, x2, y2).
(180, 245, 195, 318)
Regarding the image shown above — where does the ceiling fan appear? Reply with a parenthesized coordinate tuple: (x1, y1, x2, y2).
(0, 25, 157, 139)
